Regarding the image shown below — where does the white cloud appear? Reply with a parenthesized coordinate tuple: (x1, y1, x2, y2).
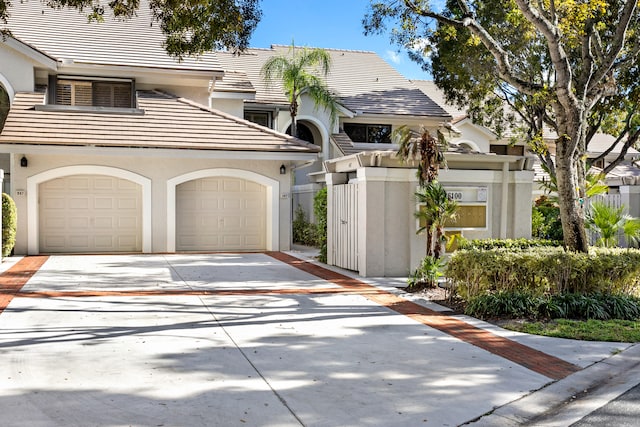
(386, 50, 402, 64)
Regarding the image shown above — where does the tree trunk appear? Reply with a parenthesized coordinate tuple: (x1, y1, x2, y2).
(555, 136, 589, 252)
(290, 99, 298, 138)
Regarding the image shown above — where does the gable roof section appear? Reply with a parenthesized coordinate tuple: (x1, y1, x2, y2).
(217, 46, 451, 118)
(0, 89, 319, 153)
(411, 80, 467, 120)
(2, 0, 222, 73)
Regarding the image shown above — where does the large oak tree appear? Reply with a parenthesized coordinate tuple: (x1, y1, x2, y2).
(365, 0, 640, 252)
(0, 0, 261, 58)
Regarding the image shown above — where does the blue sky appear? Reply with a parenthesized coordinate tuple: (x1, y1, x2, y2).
(249, 0, 431, 80)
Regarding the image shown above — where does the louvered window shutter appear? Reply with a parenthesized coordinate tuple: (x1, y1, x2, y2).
(113, 84, 132, 108)
(55, 79, 132, 107)
(55, 82, 72, 105)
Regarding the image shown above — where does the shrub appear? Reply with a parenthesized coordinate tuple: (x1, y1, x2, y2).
(532, 196, 563, 240)
(457, 238, 562, 250)
(407, 256, 445, 290)
(292, 204, 318, 246)
(2, 193, 16, 257)
(313, 187, 327, 263)
(465, 291, 640, 321)
(446, 246, 640, 300)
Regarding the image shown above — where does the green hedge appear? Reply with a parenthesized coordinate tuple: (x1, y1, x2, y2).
(313, 187, 327, 263)
(2, 193, 17, 257)
(457, 238, 562, 250)
(465, 291, 640, 321)
(446, 246, 640, 300)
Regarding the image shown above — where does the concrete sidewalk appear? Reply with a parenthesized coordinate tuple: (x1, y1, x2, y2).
(0, 253, 634, 426)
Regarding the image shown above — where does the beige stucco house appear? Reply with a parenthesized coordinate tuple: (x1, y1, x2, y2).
(0, 2, 538, 277)
(0, 3, 318, 255)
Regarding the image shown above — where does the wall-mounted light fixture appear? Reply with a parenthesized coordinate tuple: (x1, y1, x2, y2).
(280, 164, 286, 175)
(20, 156, 28, 167)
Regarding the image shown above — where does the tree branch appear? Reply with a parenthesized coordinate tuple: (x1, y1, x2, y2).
(587, 0, 637, 97)
(403, 0, 543, 95)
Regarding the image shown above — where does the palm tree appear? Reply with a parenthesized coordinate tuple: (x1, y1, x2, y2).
(261, 43, 340, 139)
(393, 125, 447, 186)
(394, 126, 454, 259)
(415, 181, 459, 259)
(586, 201, 640, 248)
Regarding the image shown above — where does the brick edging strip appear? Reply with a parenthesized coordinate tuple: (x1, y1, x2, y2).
(0, 256, 49, 314)
(268, 252, 581, 381)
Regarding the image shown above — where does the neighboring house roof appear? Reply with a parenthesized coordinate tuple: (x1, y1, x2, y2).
(410, 80, 467, 121)
(0, 89, 319, 153)
(213, 71, 256, 94)
(3, 0, 222, 73)
(587, 133, 640, 158)
(217, 46, 451, 118)
(331, 132, 360, 155)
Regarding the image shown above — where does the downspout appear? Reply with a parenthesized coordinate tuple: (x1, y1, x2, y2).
(500, 160, 509, 238)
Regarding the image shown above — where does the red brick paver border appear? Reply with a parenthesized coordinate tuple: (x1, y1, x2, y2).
(0, 256, 49, 314)
(0, 253, 581, 381)
(268, 252, 581, 381)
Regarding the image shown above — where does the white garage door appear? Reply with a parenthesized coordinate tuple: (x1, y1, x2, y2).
(39, 175, 142, 253)
(176, 177, 266, 251)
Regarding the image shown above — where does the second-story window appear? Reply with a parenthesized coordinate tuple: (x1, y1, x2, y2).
(344, 123, 392, 144)
(53, 77, 134, 108)
(244, 111, 272, 128)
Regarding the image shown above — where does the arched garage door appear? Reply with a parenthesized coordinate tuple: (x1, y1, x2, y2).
(39, 175, 142, 253)
(176, 176, 266, 251)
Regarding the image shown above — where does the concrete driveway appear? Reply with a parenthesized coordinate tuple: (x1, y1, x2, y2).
(0, 253, 630, 426)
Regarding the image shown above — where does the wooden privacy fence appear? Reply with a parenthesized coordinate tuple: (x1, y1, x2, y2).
(330, 183, 358, 271)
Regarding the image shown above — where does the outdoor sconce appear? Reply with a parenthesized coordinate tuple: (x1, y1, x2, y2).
(20, 156, 28, 167)
(280, 164, 286, 175)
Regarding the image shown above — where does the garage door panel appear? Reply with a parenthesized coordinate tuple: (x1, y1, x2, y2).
(68, 177, 90, 190)
(94, 198, 114, 209)
(201, 180, 220, 192)
(69, 197, 90, 209)
(222, 198, 241, 209)
(69, 235, 90, 249)
(43, 198, 66, 210)
(93, 178, 115, 190)
(94, 235, 114, 248)
(201, 199, 219, 210)
(177, 176, 266, 251)
(39, 175, 142, 253)
(245, 181, 263, 192)
(69, 217, 89, 228)
(94, 217, 114, 229)
(222, 179, 242, 192)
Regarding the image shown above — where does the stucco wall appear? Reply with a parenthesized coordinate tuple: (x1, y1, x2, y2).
(327, 165, 535, 277)
(9, 151, 292, 255)
(0, 45, 36, 95)
(209, 97, 245, 118)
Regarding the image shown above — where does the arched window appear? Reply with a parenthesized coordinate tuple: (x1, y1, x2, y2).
(286, 122, 316, 145)
(0, 85, 9, 132)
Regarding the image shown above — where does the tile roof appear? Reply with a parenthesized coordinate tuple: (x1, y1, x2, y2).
(213, 71, 256, 93)
(331, 132, 361, 156)
(2, 0, 222, 72)
(410, 80, 467, 120)
(0, 89, 319, 153)
(217, 46, 451, 118)
(588, 133, 640, 156)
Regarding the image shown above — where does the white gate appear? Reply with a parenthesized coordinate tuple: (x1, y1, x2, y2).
(331, 183, 358, 271)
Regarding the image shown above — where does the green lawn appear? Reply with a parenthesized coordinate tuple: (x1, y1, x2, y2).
(503, 319, 640, 342)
